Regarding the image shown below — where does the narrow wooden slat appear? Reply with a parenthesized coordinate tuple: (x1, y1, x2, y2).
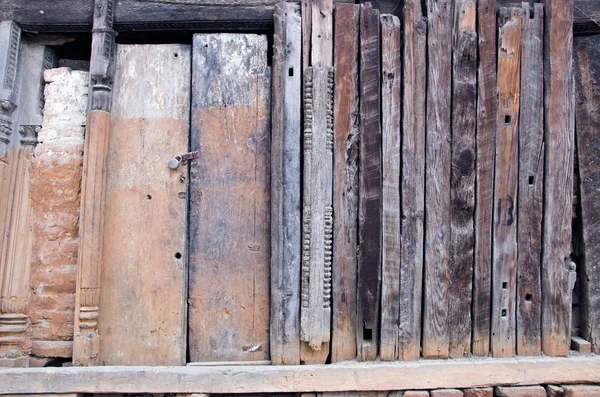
(574, 34, 600, 354)
(302, 0, 311, 69)
(98, 44, 190, 366)
(188, 34, 271, 362)
(311, 0, 333, 66)
(473, 0, 498, 357)
(541, 0, 575, 357)
(398, 0, 426, 362)
(357, 2, 381, 361)
(331, 2, 360, 363)
(380, 13, 401, 361)
(492, 7, 522, 358)
(448, 0, 477, 359)
(516, 2, 544, 357)
(422, 0, 452, 359)
(271, 2, 302, 366)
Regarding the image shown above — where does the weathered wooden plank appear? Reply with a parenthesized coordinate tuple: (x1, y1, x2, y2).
(331, 2, 359, 363)
(422, 0, 452, 359)
(300, 66, 334, 353)
(574, 34, 600, 355)
(311, 0, 333, 66)
(380, 13, 401, 362)
(542, 0, 575, 357)
(398, 0, 426, 362)
(357, 2, 381, 362)
(516, 2, 544, 357)
(271, 2, 302, 366)
(492, 7, 521, 358)
(98, 44, 190, 366)
(73, 0, 116, 366)
(473, 0, 497, 357)
(188, 33, 271, 362)
(302, 0, 311, 69)
(3, 356, 600, 394)
(448, 0, 476, 359)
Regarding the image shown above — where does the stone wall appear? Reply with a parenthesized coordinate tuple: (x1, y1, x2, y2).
(26, 67, 88, 360)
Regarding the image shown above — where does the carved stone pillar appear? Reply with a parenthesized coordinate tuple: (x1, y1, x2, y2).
(73, 0, 115, 366)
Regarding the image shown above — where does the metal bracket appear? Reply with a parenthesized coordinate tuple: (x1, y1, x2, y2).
(169, 151, 199, 169)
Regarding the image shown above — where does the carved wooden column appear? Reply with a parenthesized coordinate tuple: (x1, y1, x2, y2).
(73, 0, 115, 366)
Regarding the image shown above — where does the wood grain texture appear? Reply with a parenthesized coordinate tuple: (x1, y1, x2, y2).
(516, 2, 544, 357)
(492, 7, 522, 358)
(422, 0, 452, 359)
(473, 0, 497, 357)
(574, 34, 600, 354)
(448, 0, 476, 359)
(380, 13, 401, 362)
(541, 0, 575, 358)
(98, 44, 190, 366)
(331, 2, 359, 363)
(357, 2, 381, 362)
(302, 0, 311, 69)
(310, 0, 333, 66)
(188, 34, 271, 362)
(3, 356, 600, 394)
(300, 66, 334, 351)
(399, 0, 426, 362)
(271, 2, 302, 365)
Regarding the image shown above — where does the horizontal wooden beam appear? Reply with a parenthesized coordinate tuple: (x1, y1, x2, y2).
(2, 356, 600, 394)
(2, 0, 596, 33)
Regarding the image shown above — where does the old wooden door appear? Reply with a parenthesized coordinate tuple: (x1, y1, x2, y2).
(187, 34, 272, 362)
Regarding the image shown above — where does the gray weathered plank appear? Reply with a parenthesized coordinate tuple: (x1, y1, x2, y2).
(473, 0, 497, 357)
(574, 34, 600, 355)
(492, 7, 522, 358)
(188, 33, 271, 362)
(542, 0, 575, 357)
(357, 2, 381, 362)
(310, 0, 333, 67)
(331, 2, 359, 363)
(422, 0, 452, 359)
(448, 0, 477, 359)
(516, 2, 544, 357)
(380, 13, 401, 362)
(271, 2, 302, 366)
(398, 0, 426, 362)
(99, 44, 190, 366)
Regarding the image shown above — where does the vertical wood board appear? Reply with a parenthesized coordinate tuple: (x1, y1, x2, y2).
(99, 44, 190, 366)
(188, 34, 271, 362)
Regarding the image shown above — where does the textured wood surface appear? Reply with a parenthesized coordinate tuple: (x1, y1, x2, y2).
(331, 2, 359, 363)
(380, 13, 401, 362)
(492, 7, 522, 358)
(473, 0, 497, 357)
(310, 0, 333, 66)
(399, 0, 426, 362)
(300, 66, 334, 352)
(271, 2, 302, 365)
(542, 0, 575, 357)
(188, 34, 271, 362)
(423, 0, 452, 359)
(448, 0, 476, 359)
(516, 2, 544, 357)
(574, 34, 600, 355)
(3, 356, 600, 394)
(357, 2, 381, 362)
(99, 44, 190, 366)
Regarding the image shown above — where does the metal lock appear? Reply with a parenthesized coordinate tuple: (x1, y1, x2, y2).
(168, 151, 199, 170)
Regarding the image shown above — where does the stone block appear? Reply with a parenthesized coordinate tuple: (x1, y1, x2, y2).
(563, 385, 600, 397)
(464, 388, 493, 397)
(495, 386, 546, 397)
(431, 390, 463, 397)
(31, 340, 73, 358)
(404, 392, 430, 397)
(546, 385, 564, 397)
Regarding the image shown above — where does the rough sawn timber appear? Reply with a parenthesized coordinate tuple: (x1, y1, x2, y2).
(380, 13, 401, 362)
(357, 2, 381, 362)
(399, 0, 426, 362)
(516, 2, 543, 357)
(188, 33, 271, 362)
(98, 44, 190, 366)
(541, 0, 575, 357)
(422, 0, 453, 359)
(2, 357, 600, 394)
(492, 7, 522, 359)
(271, 2, 302, 365)
(331, 2, 360, 363)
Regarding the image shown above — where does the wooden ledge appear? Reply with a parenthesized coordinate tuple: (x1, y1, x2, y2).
(1, 356, 600, 394)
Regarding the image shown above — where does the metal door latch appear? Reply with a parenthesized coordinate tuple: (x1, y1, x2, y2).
(169, 151, 199, 169)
